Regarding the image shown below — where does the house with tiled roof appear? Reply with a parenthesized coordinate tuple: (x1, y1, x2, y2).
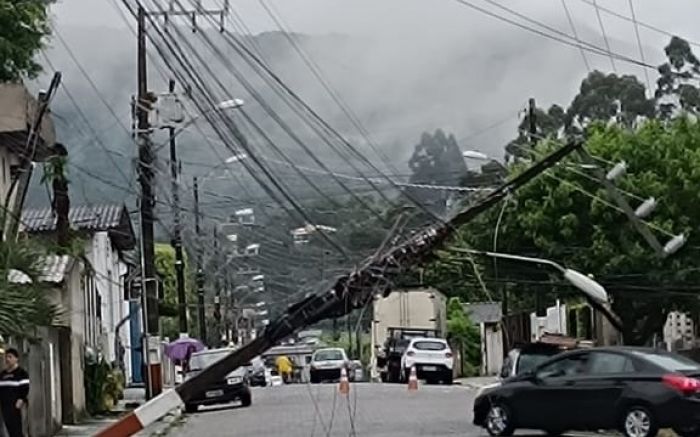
(20, 203, 141, 386)
(8, 253, 95, 430)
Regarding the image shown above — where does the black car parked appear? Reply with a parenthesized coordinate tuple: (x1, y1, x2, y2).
(473, 346, 700, 437)
(184, 348, 252, 413)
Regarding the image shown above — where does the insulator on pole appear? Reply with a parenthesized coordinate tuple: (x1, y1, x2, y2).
(663, 233, 687, 256)
(634, 197, 657, 219)
(606, 161, 627, 181)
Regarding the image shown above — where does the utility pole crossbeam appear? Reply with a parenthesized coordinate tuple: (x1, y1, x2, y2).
(168, 79, 189, 336)
(578, 149, 666, 257)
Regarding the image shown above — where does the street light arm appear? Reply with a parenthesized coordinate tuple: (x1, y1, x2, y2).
(449, 248, 566, 273)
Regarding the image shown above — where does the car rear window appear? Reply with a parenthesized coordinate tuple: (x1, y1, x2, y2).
(633, 351, 700, 372)
(314, 350, 344, 361)
(413, 341, 447, 351)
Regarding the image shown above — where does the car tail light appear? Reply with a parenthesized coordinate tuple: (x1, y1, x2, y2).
(406, 351, 415, 357)
(663, 374, 700, 395)
(445, 352, 453, 358)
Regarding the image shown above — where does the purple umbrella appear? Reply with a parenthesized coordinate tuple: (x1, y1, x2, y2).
(165, 337, 205, 361)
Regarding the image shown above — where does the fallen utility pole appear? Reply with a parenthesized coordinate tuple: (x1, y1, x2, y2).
(96, 140, 582, 436)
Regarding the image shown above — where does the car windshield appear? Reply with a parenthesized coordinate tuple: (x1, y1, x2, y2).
(190, 351, 231, 371)
(633, 351, 700, 372)
(413, 341, 447, 351)
(517, 352, 558, 375)
(314, 350, 344, 361)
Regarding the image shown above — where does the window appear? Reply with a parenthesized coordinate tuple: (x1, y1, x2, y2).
(413, 341, 447, 351)
(536, 353, 589, 378)
(588, 352, 635, 374)
(313, 350, 344, 361)
(632, 351, 700, 372)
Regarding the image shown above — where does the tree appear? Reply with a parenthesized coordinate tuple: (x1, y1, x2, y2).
(656, 36, 700, 119)
(446, 298, 481, 376)
(0, 239, 58, 338)
(155, 244, 196, 340)
(505, 72, 655, 163)
(407, 129, 468, 215)
(447, 119, 700, 345)
(0, 0, 52, 82)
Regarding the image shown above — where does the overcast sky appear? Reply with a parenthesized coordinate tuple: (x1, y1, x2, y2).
(52, 0, 700, 42)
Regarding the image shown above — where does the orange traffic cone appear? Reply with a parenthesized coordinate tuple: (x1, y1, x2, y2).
(339, 367, 350, 395)
(407, 366, 418, 391)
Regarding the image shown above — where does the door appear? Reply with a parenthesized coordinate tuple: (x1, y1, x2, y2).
(511, 352, 590, 430)
(569, 351, 634, 429)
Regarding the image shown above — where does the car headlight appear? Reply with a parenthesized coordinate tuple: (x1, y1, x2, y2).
(227, 376, 243, 385)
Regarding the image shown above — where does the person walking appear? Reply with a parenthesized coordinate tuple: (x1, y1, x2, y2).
(275, 355, 293, 383)
(0, 349, 29, 437)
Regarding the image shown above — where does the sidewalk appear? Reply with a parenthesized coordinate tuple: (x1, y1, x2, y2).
(455, 376, 499, 389)
(55, 387, 184, 437)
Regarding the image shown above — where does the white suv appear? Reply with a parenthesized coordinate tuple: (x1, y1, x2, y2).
(401, 338, 453, 384)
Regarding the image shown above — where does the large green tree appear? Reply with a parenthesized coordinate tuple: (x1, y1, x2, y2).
(656, 36, 700, 119)
(407, 129, 468, 215)
(0, 0, 52, 82)
(439, 119, 700, 345)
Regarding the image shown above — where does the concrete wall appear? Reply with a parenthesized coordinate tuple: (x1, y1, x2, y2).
(480, 323, 504, 375)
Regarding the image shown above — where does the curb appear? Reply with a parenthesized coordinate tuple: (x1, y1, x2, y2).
(139, 408, 185, 437)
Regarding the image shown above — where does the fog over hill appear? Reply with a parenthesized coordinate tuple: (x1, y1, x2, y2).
(26, 4, 670, 225)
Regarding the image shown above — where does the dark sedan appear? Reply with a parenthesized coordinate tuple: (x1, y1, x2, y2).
(473, 347, 700, 437)
(184, 348, 252, 413)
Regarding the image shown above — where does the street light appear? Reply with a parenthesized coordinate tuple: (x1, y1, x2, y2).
(455, 249, 608, 304)
(451, 248, 622, 332)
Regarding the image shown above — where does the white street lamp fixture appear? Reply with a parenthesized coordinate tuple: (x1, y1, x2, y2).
(254, 301, 266, 308)
(452, 249, 610, 304)
(256, 309, 269, 317)
(462, 150, 490, 161)
(216, 98, 245, 110)
(225, 153, 248, 164)
(606, 161, 627, 181)
(634, 197, 657, 219)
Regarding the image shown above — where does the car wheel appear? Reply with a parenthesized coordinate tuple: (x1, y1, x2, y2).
(443, 372, 453, 385)
(674, 426, 700, 437)
(241, 392, 252, 407)
(485, 403, 515, 437)
(621, 406, 658, 437)
(184, 403, 198, 414)
(310, 372, 320, 384)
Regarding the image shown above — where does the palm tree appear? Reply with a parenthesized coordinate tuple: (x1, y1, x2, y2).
(0, 238, 59, 339)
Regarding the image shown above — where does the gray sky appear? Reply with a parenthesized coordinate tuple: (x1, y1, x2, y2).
(44, 0, 700, 168)
(52, 0, 700, 42)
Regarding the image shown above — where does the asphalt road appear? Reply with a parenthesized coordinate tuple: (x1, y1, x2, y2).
(168, 383, 613, 437)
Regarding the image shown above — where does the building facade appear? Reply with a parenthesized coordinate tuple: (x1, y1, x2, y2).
(20, 204, 138, 383)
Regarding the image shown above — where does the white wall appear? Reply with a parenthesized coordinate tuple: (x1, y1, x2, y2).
(85, 232, 131, 379)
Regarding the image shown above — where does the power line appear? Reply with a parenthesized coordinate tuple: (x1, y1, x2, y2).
(450, 0, 654, 69)
(592, 0, 617, 72)
(627, 0, 653, 93)
(560, 0, 591, 72)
